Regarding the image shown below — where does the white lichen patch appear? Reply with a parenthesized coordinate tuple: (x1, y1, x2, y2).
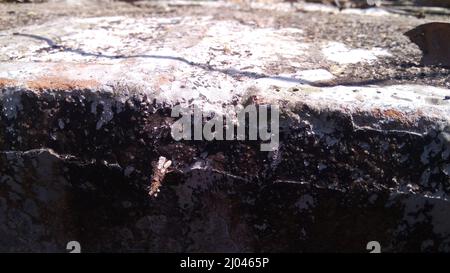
(310, 84, 450, 114)
(1, 15, 307, 73)
(322, 42, 391, 64)
(251, 82, 450, 137)
(341, 7, 392, 16)
(190, 20, 308, 74)
(295, 69, 335, 82)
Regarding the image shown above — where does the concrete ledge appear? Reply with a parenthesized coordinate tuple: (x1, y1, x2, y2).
(1, 0, 450, 252)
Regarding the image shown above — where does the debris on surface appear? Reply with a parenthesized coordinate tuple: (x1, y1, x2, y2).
(404, 22, 450, 67)
(149, 156, 172, 197)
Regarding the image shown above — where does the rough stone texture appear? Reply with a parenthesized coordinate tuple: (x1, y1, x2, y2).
(1, 0, 450, 252)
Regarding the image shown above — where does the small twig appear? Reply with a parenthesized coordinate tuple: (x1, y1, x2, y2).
(148, 156, 172, 198)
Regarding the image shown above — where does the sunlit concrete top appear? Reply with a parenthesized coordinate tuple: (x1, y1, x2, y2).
(1, 0, 449, 133)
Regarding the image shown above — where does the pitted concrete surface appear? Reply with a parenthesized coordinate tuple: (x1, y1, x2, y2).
(1, 0, 450, 252)
(1, 2, 449, 132)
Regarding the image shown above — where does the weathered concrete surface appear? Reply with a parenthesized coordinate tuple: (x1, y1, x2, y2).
(1, 0, 450, 252)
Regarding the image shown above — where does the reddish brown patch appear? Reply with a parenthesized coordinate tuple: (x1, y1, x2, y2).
(371, 108, 382, 119)
(26, 76, 100, 91)
(0, 78, 17, 88)
(382, 109, 410, 124)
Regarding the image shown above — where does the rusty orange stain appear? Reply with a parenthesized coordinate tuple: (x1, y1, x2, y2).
(0, 78, 17, 88)
(383, 109, 404, 119)
(370, 108, 413, 124)
(382, 108, 411, 124)
(26, 76, 100, 91)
